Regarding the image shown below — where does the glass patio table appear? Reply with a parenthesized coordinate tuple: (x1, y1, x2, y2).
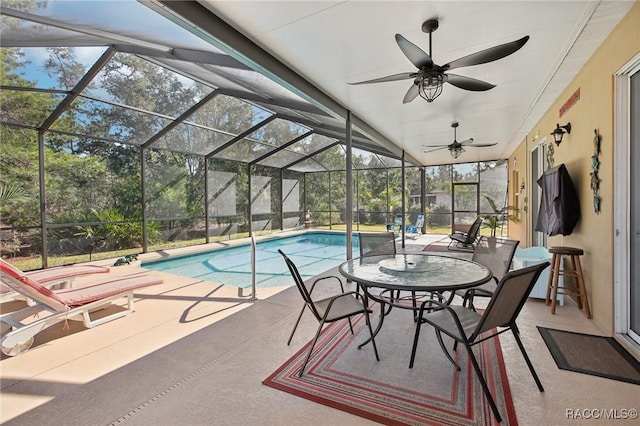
(339, 253, 492, 348)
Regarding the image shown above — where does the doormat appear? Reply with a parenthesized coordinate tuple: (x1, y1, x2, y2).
(537, 327, 640, 385)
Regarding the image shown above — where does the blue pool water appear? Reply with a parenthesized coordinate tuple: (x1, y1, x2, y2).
(142, 233, 359, 289)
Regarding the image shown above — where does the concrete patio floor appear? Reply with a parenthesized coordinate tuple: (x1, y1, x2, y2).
(1, 233, 637, 425)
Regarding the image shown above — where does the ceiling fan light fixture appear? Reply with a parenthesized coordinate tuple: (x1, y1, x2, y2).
(450, 145, 465, 158)
(418, 74, 444, 103)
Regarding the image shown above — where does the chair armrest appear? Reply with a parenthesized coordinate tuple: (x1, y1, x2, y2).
(321, 291, 365, 320)
(417, 298, 468, 339)
(309, 275, 345, 295)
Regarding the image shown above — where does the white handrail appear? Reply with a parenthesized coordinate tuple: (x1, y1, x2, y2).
(250, 233, 257, 300)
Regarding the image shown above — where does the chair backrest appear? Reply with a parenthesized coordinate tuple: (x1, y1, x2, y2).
(414, 214, 425, 229)
(463, 217, 483, 244)
(470, 262, 550, 341)
(278, 250, 322, 320)
(0, 259, 68, 312)
(472, 237, 520, 282)
(358, 232, 397, 257)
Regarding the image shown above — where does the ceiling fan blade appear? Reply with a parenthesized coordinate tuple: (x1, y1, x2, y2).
(458, 138, 474, 145)
(395, 34, 433, 69)
(467, 143, 497, 147)
(423, 146, 448, 153)
(422, 144, 450, 148)
(446, 74, 495, 91)
(402, 83, 420, 103)
(443, 35, 529, 70)
(348, 72, 416, 85)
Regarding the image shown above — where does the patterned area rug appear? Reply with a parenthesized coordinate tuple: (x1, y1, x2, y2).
(263, 307, 516, 425)
(538, 327, 640, 385)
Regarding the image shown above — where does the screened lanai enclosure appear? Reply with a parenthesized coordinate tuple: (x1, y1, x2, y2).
(0, 1, 512, 270)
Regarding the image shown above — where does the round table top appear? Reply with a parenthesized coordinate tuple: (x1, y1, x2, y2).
(339, 253, 492, 292)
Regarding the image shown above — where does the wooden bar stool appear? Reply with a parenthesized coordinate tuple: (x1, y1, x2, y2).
(545, 246, 591, 318)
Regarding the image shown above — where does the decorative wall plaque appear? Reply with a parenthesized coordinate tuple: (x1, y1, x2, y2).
(590, 129, 601, 214)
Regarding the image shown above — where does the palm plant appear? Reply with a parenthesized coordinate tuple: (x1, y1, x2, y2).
(0, 185, 29, 203)
(481, 195, 519, 237)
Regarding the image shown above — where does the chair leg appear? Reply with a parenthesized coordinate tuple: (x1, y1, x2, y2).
(464, 341, 503, 423)
(463, 289, 476, 311)
(299, 320, 325, 377)
(364, 311, 380, 361)
(409, 316, 423, 368)
(435, 330, 461, 371)
(512, 325, 544, 392)
(287, 304, 307, 346)
(411, 291, 418, 322)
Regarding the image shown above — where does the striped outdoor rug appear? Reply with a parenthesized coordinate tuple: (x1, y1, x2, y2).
(263, 307, 516, 425)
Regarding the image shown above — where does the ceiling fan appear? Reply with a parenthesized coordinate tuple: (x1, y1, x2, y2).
(348, 18, 529, 103)
(423, 122, 496, 158)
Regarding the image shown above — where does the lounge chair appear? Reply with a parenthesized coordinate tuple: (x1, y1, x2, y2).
(0, 263, 110, 303)
(405, 214, 425, 239)
(448, 217, 483, 251)
(386, 214, 403, 235)
(0, 259, 162, 356)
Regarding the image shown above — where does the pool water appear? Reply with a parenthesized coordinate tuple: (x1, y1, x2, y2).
(142, 233, 359, 289)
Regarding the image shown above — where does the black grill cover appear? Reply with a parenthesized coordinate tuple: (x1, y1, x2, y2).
(535, 164, 581, 236)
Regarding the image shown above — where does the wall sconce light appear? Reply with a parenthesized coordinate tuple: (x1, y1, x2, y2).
(551, 122, 571, 146)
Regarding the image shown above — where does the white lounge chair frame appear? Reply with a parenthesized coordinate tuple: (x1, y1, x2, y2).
(0, 260, 162, 356)
(1, 264, 109, 303)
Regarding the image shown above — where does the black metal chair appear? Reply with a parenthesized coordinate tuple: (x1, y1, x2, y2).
(409, 262, 550, 423)
(462, 236, 520, 310)
(358, 231, 430, 316)
(358, 231, 397, 258)
(279, 249, 379, 376)
(448, 217, 483, 251)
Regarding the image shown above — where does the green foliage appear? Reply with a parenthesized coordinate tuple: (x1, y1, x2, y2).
(0, 184, 28, 203)
(427, 204, 452, 227)
(480, 195, 519, 237)
(46, 208, 159, 255)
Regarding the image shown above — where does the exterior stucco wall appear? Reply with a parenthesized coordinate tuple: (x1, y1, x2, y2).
(508, 2, 640, 331)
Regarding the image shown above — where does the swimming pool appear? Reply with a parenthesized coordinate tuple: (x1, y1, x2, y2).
(142, 232, 360, 289)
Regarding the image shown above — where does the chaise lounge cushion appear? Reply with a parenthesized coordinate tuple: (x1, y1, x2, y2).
(56, 275, 163, 307)
(0, 260, 67, 311)
(0, 259, 162, 310)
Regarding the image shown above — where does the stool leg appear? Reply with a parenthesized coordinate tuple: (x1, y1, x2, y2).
(573, 256, 591, 319)
(545, 254, 557, 305)
(569, 256, 583, 309)
(550, 254, 561, 314)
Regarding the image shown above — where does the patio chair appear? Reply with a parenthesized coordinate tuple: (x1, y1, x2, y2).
(0, 259, 163, 356)
(405, 214, 425, 239)
(448, 217, 483, 251)
(386, 214, 403, 235)
(358, 231, 396, 258)
(0, 263, 109, 304)
(461, 237, 520, 310)
(409, 262, 550, 423)
(278, 249, 379, 376)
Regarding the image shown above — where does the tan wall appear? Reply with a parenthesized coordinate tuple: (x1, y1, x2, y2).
(508, 2, 640, 332)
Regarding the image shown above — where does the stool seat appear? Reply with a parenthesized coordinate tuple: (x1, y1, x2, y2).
(545, 246, 591, 319)
(548, 246, 584, 256)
